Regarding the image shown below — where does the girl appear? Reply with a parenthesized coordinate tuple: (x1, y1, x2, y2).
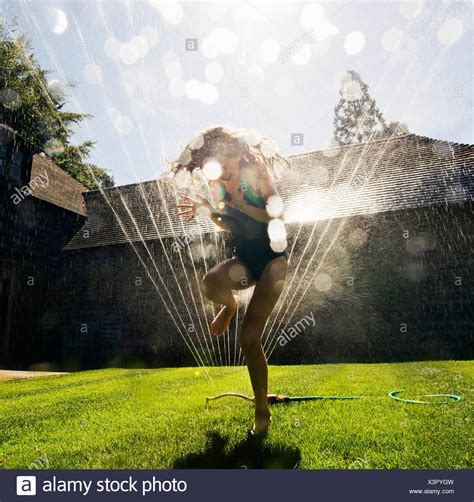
(172, 125, 291, 435)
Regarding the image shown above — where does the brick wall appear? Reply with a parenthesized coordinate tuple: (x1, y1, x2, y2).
(9, 202, 470, 370)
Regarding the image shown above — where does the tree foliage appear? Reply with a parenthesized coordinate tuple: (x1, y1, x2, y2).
(333, 70, 409, 145)
(0, 21, 114, 189)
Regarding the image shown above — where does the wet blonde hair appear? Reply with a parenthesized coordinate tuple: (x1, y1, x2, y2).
(168, 124, 292, 179)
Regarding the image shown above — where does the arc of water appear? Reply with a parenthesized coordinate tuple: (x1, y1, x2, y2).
(22, 7, 218, 370)
(91, 121, 216, 367)
(171, 184, 225, 366)
(196, 224, 220, 364)
(131, 124, 218, 367)
(157, 181, 218, 366)
(116, 193, 214, 372)
(266, 218, 346, 360)
(205, 193, 228, 366)
(144, 185, 216, 366)
(191, 175, 247, 368)
(263, 3, 449, 358)
(262, 146, 354, 354)
(8, 30, 217, 382)
(266, 65, 443, 360)
(233, 298, 240, 366)
(266, 123, 413, 358)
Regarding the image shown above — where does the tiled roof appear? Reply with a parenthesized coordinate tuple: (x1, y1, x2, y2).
(64, 133, 474, 250)
(31, 154, 87, 216)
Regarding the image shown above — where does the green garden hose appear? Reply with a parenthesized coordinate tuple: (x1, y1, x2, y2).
(206, 390, 462, 407)
(387, 389, 462, 404)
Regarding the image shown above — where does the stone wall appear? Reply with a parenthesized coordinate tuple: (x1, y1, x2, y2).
(0, 126, 86, 368)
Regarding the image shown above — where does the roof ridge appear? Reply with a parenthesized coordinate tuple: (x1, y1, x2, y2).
(287, 133, 415, 159)
(409, 133, 474, 150)
(288, 133, 474, 160)
(86, 133, 473, 195)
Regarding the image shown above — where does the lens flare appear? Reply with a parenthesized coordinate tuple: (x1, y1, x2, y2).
(270, 238, 288, 253)
(260, 139, 276, 158)
(202, 158, 223, 180)
(314, 273, 332, 292)
(266, 195, 283, 218)
(196, 205, 211, 218)
(49, 8, 68, 35)
(243, 129, 262, 147)
(176, 148, 192, 166)
(228, 263, 247, 282)
(268, 218, 288, 251)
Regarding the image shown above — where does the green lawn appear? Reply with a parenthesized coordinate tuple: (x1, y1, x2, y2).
(0, 361, 472, 469)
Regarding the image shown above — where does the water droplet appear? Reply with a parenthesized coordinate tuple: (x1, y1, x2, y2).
(229, 263, 247, 282)
(437, 18, 463, 47)
(292, 45, 312, 65)
(268, 218, 286, 241)
(202, 158, 222, 180)
(205, 62, 224, 83)
(270, 239, 287, 253)
(266, 195, 283, 218)
(243, 129, 262, 147)
(140, 25, 159, 48)
(83, 63, 103, 85)
(344, 31, 365, 55)
(114, 115, 133, 135)
(260, 139, 276, 158)
(176, 148, 192, 166)
(120, 43, 139, 65)
(164, 61, 183, 80)
(314, 273, 332, 292)
(104, 37, 121, 61)
(200, 83, 219, 105)
(0, 88, 20, 109)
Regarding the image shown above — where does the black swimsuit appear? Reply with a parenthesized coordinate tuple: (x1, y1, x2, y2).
(217, 164, 287, 281)
(221, 206, 286, 280)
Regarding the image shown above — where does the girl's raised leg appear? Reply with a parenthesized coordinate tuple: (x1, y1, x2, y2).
(202, 257, 255, 335)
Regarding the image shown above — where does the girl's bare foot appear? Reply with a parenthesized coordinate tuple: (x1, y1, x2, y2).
(210, 296, 239, 336)
(251, 409, 272, 436)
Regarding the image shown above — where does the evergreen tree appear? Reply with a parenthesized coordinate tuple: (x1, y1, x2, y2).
(334, 70, 391, 145)
(0, 21, 114, 189)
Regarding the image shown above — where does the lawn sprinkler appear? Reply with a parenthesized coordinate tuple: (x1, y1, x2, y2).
(205, 390, 462, 408)
(205, 392, 362, 409)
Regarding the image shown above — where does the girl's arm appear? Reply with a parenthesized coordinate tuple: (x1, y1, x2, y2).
(177, 195, 231, 231)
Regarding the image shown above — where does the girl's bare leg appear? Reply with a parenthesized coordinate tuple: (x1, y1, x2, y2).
(239, 256, 287, 434)
(202, 257, 255, 335)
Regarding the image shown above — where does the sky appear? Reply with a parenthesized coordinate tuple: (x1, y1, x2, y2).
(2, 0, 472, 187)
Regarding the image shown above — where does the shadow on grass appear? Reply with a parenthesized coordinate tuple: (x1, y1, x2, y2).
(173, 431, 301, 469)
